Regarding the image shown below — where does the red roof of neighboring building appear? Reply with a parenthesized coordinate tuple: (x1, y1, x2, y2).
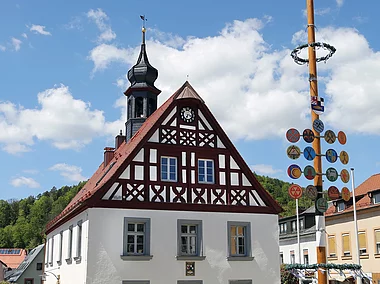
(325, 173, 380, 216)
(46, 81, 282, 233)
(0, 249, 26, 269)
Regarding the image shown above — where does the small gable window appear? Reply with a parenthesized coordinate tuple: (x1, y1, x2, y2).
(198, 159, 214, 183)
(373, 192, 380, 204)
(161, 157, 177, 182)
(337, 201, 345, 212)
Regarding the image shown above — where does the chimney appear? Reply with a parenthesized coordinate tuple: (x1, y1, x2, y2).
(104, 147, 115, 167)
(115, 130, 126, 150)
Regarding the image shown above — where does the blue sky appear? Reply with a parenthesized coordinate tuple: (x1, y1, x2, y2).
(1, 0, 379, 200)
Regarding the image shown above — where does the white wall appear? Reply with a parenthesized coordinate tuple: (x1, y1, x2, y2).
(44, 210, 89, 284)
(86, 208, 280, 284)
(280, 234, 317, 265)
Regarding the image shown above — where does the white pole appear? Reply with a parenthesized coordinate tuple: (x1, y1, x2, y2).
(296, 198, 302, 284)
(351, 168, 362, 284)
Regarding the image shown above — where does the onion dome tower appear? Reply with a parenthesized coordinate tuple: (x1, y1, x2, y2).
(125, 16, 161, 141)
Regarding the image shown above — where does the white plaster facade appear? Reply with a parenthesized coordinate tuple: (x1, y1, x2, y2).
(45, 208, 280, 284)
(279, 234, 317, 265)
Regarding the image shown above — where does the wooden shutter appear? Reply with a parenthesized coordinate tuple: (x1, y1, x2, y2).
(342, 234, 350, 253)
(358, 232, 366, 250)
(328, 235, 336, 255)
(375, 230, 380, 243)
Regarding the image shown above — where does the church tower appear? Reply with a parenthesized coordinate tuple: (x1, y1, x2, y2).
(124, 18, 161, 141)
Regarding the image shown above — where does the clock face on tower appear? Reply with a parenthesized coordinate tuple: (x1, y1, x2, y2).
(180, 106, 195, 123)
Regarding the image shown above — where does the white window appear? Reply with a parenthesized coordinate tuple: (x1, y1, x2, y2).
(177, 220, 203, 258)
(123, 218, 151, 257)
(291, 220, 297, 232)
(161, 157, 177, 181)
(290, 250, 295, 264)
(373, 192, 380, 204)
(375, 229, 380, 254)
(279, 223, 287, 234)
(66, 225, 73, 261)
(227, 222, 252, 260)
(337, 201, 345, 212)
(75, 220, 82, 261)
(303, 249, 309, 264)
(198, 159, 214, 183)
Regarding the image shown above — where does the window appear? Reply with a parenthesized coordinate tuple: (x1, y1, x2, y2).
(280, 252, 284, 264)
(178, 281, 203, 284)
(229, 281, 252, 284)
(290, 250, 295, 264)
(161, 157, 177, 182)
(303, 249, 309, 264)
(45, 239, 49, 266)
(75, 221, 82, 261)
(227, 222, 252, 260)
(279, 223, 287, 234)
(299, 219, 304, 231)
(373, 192, 380, 204)
(122, 281, 150, 284)
(177, 220, 203, 259)
(291, 220, 296, 232)
(58, 231, 63, 264)
(342, 233, 351, 256)
(328, 235, 336, 257)
(24, 279, 34, 284)
(337, 201, 345, 212)
(375, 229, 380, 254)
(66, 225, 73, 261)
(123, 218, 151, 259)
(358, 231, 367, 255)
(49, 237, 54, 265)
(198, 159, 214, 183)
(36, 262, 42, 270)
(135, 97, 144, 118)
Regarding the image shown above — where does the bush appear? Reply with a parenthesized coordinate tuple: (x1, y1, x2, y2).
(281, 264, 298, 284)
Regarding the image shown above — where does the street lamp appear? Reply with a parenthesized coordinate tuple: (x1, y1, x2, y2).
(40, 270, 60, 284)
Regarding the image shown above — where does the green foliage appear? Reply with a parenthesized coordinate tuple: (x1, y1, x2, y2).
(280, 264, 298, 284)
(255, 174, 314, 217)
(0, 182, 85, 249)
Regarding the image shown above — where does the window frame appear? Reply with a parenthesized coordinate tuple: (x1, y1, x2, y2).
(373, 192, 380, 204)
(198, 158, 214, 184)
(279, 223, 287, 234)
(375, 228, 380, 255)
(337, 201, 345, 212)
(121, 217, 152, 261)
(160, 156, 178, 182)
(290, 250, 295, 264)
(24, 279, 34, 284)
(74, 220, 83, 262)
(342, 233, 351, 257)
(227, 221, 253, 261)
(328, 235, 337, 258)
(303, 249, 309, 264)
(177, 219, 205, 260)
(291, 220, 297, 233)
(66, 225, 73, 263)
(358, 231, 367, 255)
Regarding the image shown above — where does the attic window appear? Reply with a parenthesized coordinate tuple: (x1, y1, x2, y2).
(373, 192, 380, 204)
(337, 201, 345, 212)
(96, 162, 116, 186)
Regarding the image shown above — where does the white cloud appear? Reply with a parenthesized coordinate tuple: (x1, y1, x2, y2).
(21, 33, 28, 39)
(64, 16, 83, 31)
(29, 24, 51, 36)
(10, 176, 40, 188)
(50, 163, 87, 182)
(87, 8, 116, 42)
(0, 45, 5, 51)
(23, 169, 39, 174)
(88, 44, 133, 72)
(336, 0, 344, 7)
(251, 164, 282, 176)
(11, 37, 22, 51)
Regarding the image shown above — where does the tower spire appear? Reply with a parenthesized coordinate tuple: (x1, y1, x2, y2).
(140, 15, 146, 44)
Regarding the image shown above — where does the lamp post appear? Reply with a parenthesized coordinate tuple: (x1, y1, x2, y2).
(351, 168, 362, 284)
(41, 270, 60, 284)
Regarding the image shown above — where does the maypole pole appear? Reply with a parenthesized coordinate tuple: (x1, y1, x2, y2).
(305, 1, 327, 284)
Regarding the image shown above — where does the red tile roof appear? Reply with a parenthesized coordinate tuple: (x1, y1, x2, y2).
(0, 249, 26, 269)
(325, 173, 380, 216)
(46, 81, 282, 233)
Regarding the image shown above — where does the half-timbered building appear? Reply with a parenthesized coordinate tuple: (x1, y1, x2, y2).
(44, 28, 282, 284)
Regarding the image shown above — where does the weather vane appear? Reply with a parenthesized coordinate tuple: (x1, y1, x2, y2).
(140, 15, 147, 43)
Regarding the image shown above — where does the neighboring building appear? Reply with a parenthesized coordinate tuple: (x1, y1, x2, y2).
(0, 260, 7, 281)
(325, 173, 380, 284)
(0, 249, 27, 269)
(43, 28, 283, 284)
(279, 206, 316, 266)
(6, 244, 44, 284)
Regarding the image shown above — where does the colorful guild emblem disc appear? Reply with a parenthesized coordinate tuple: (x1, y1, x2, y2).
(287, 164, 302, 179)
(316, 198, 328, 213)
(341, 187, 351, 202)
(324, 130, 336, 144)
(304, 165, 316, 180)
(287, 145, 301, 160)
(325, 149, 338, 163)
(326, 167, 338, 182)
(339, 151, 349, 165)
(288, 184, 303, 199)
(313, 119, 324, 133)
(337, 131, 347, 145)
(328, 186, 340, 200)
(303, 146, 316, 161)
(303, 129, 315, 143)
(340, 169, 350, 183)
(286, 128, 301, 143)
(305, 185, 318, 200)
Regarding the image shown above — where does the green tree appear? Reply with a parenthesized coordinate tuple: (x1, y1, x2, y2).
(0, 200, 11, 228)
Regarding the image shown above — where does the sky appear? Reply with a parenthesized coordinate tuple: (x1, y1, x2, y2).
(1, 0, 379, 200)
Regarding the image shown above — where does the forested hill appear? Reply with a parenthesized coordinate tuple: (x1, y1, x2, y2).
(0, 175, 312, 249)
